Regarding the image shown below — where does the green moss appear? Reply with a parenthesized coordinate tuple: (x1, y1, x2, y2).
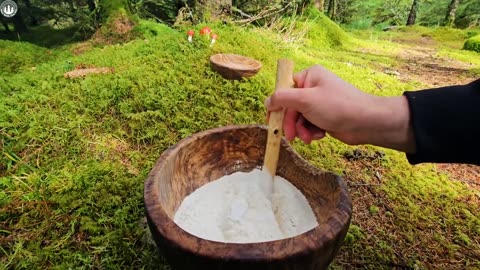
(1, 19, 479, 269)
(0, 24, 86, 48)
(455, 232, 471, 245)
(369, 205, 380, 215)
(429, 27, 468, 43)
(468, 67, 480, 76)
(463, 34, 480, 53)
(300, 8, 352, 49)
(101, 0, 131, 18)
(466, 29, 480, 39)
(344, 224, 365, 244)
(438, 47, 480, 65)
(133, 19, 177, 38)
(0, 40, 54, 74)
(359, 26, 471, 49)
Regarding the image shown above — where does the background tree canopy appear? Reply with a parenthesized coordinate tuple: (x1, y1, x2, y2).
(1, 0, 478, 38)
(317, 0, 480, 29)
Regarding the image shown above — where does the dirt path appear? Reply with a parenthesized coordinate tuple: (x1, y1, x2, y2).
(338, 36, 480, 270)
(394, 45, 480, 190)
(396, 46, 476, 87)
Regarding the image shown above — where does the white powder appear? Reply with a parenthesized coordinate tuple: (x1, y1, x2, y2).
(173, 169, 318, 243)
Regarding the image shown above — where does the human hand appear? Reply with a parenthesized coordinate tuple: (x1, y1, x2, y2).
(264, 65, 415, 153)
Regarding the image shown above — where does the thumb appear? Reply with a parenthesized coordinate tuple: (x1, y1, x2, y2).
(265, 89, 312, 113)
(293, 69, 308, 88)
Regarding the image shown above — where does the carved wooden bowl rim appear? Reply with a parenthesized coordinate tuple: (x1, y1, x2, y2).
(144, 124, 352, 261)
(209, 53, 262, 72)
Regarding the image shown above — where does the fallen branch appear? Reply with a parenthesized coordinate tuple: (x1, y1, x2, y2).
(64, 67, 114, 79)
(233, 3, 292, 25)
(232, 7, 252, 18)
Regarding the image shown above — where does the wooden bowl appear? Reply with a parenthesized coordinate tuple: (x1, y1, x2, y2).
(210, 54, 262, 80)
(144, 125, 352, 270)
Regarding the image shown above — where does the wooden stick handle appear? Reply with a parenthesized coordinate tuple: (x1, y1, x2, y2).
(263, 59, 295, 177)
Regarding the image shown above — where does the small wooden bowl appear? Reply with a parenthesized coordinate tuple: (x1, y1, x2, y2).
(144, 125, 352, 270)
(210, 54, 262, 80)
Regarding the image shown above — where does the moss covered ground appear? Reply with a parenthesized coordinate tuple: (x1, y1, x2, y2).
(464, 34, 480, 53)
(1, 9, 479, 269)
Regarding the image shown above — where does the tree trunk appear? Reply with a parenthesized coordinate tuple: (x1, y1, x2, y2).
(95, 0, 136, 41)
(24, 0, 39, 26)
(194, 0, 232, 22)
(444, 0, 461, 27)
(12, 11, 27, 33)
(99, 0, 131, 21)
(315, 0, 325, 12)
(406, 0, 419, 25)
(327, 0, 336, 19)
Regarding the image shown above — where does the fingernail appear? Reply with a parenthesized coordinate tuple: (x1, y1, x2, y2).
(312, 132, 325, 140)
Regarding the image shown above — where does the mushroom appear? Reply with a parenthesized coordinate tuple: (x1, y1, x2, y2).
(187, 30, 194, 42)
(200, 26, 211, 37)
(210, 33, 218, 47)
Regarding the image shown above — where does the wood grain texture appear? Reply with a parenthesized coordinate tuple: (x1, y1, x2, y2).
(210, 54, 262, 80)
(263, 59, 295, 177)
(144, 125, 352, 270)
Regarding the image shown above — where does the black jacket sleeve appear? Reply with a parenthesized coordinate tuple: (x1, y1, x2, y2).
(403, 79, 480, 165)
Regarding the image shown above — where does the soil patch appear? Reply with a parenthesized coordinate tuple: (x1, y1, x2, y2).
(396, 47, 475, 87)
(437, 164, 480, 192)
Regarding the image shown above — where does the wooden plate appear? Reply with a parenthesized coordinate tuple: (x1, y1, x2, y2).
(210, 54, 262, 80)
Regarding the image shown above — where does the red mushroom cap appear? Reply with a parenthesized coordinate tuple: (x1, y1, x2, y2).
(200, 26, 211, 35)
(211, 33, 218, 39)
(187, 30, 194, 36)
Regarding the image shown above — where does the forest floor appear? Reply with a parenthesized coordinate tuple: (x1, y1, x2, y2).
(1, 14, 479, 270)
(387, 38, 480, 193)
(396, 46, 474, 86)
(333, 29, 480, 269)
(367, 35, 480, 192)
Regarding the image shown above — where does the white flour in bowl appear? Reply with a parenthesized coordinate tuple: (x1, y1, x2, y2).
(173, 168, 318, 243)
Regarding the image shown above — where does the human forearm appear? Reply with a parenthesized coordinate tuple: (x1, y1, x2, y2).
(266, 64, 480, 165)
(353, 95, 416, 153)
(265, 65, 417, 153)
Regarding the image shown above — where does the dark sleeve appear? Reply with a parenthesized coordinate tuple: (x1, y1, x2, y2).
(403, 79, 480, 165)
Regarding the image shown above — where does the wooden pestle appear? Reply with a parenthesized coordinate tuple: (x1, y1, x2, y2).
(263, 59, 295, 179)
